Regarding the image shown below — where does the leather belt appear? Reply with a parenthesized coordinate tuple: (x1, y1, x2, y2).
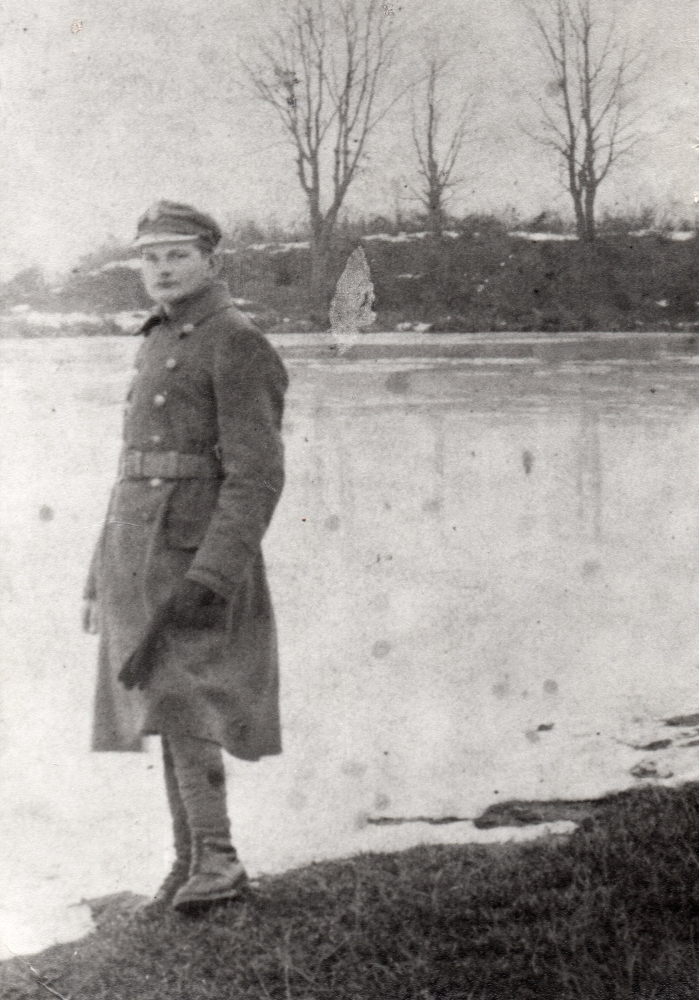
(119, 449, 221, 480)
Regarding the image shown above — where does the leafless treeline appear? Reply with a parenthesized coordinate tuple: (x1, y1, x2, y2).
(242, 0, 645, 292)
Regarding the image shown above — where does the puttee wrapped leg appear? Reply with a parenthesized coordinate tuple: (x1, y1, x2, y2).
(165, 732, 247, 912)
(138, 735, 193, 915)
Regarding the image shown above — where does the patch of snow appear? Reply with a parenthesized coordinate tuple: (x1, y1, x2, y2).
(232, 298, 255, 308)
(394, 321, 433, 332)
(396, 273, 424, 280)
(247, 241, 310, 253)
(101, 258, 142, 272)
(629, 230, 696, 241)
(443, 230, 460, 239)
(362, 231, 429, 243)
(655, 300, 669, 308)
(10, 304, 31, 314)
(2, 310, 104, 329)
(270, 242, 310, 255)
(354, 819, 578, 857)
(509, 231, 579, 242)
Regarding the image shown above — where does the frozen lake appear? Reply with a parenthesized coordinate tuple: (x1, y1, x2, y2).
(2, 332, 699, 956)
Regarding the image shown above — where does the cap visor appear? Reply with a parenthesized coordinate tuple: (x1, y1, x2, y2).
(133, 233, 201, 248)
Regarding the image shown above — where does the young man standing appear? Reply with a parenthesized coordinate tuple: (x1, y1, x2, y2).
(82, 201, 288, 914)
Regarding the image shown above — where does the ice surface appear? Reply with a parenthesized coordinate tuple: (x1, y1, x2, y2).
(3, 336, 699, 957)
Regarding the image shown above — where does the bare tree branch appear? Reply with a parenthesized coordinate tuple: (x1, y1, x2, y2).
(241, 0, 400, 297)
(524, 0, 646, 239)
(410, 54, 473, 236)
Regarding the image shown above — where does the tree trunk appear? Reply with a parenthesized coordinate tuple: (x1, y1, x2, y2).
(568, 161, 586, 240)
(572, 191, 586, 240)
(310, 228, 331, 307)
(583, 184, 596, 241)
(427, 180, 444, 238)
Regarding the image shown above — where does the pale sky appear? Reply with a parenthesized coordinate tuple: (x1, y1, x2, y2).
(0, 0, 697, 279)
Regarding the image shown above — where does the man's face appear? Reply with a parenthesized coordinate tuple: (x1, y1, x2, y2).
(139, 241, 216, 307)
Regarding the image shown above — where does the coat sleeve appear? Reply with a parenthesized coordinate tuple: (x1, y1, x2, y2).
(83, 523, 105, 601)
(185, 329, 287, 599)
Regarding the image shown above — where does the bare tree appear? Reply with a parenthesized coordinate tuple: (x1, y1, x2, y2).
(411, 56, 471, 238)
(527, 0, 643, 240)
(242, 0, 398, 298)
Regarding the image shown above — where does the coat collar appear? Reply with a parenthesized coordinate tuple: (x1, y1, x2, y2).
(137, 281, 233, 337)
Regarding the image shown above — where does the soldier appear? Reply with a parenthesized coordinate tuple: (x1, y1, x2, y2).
(82, 200, 288, 914)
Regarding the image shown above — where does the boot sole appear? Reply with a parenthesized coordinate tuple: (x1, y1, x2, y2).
(172, 877, 248, 914)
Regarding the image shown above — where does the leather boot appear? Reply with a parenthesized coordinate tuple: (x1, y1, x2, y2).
(172, 836, 248, 913)
(139, 738, 193, 916)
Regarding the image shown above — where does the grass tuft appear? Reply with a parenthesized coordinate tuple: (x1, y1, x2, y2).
(4, 783, 699, 999)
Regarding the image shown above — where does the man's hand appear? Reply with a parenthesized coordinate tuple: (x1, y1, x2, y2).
(82, 599, 101, 635)
(156, 578, 227, 631)
(118, 580, 226, 691)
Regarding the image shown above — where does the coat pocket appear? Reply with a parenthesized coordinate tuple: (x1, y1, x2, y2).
(165, 480, 220, 550)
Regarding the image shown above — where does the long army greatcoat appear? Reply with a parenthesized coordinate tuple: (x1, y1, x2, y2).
(84, 281, 288, 760)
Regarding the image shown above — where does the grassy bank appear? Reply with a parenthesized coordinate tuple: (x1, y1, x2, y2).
(5, 223, 699, 336)
(4, 783, 699, 999)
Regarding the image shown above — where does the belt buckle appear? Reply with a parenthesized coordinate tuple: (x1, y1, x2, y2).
(164, 452, 179, 478)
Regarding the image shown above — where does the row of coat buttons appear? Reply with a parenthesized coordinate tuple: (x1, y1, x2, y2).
(152, 359, 178, 408)
(146, 347, 184, 487)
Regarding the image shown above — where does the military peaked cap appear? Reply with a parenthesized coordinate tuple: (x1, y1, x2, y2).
(134, 200, 222, 251)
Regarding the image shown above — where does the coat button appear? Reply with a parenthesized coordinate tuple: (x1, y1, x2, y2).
(153, 394, 166, 407)
(181, 323, 195, 334)
(149, 478, 163, 487)
(165, 358, 177, 370)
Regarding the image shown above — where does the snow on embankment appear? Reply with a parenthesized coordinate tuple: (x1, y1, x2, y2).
(0, 304, 150, 337)
(2, 228, 697, 337)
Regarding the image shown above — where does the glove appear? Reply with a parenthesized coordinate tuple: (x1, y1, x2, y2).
(153, 578, 227, 631)
(118, 580, 226, 691)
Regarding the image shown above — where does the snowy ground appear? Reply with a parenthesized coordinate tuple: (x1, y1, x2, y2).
(3, 334, 699, 958)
